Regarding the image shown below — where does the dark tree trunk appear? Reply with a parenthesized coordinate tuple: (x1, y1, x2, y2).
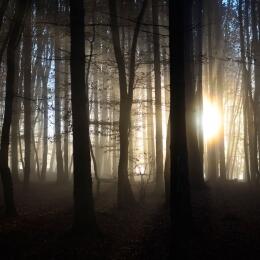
(0, 0, 8, 32)
(238, 0, 251, 182)
(69, 0, 97, 232)
(0, 0, 29, 216)
(152, 0, 164, 191)
(41, 41, 52, 181)
(146, 33, 156, 180)
(23, 3, 32, 190)
(251, 0, 260, 180)
(64, 46, 69, 182)
(0, 0, 10, 65)
(217, 63, 227, 180)
(169, 0, 192, 255)
(55, 12, 65, 184)
(11, 50, 21, 182)
(108, 0, 147, 208)
(185, 0, 204, 188)
(244, 0, 259, 182)
(252, 9, 260, 177)
(195, 0, 204, 162)
(41, 67, 49, 181)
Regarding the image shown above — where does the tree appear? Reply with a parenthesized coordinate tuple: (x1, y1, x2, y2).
(41, 39, 52, 182)
(185, 0, 204, 187)
(69, 0, 97, 232)
(108, 0, 148, 208)
(55, 1, 65, 184)
(152, 0, 164, 191)
(0, 0, 30, 216)
(11, 48, 21, 183)
(206, 0, 218, 181)
(169, 0, 192, 254)
(0, 0, 9, 32)
(23, 1, 32, 190)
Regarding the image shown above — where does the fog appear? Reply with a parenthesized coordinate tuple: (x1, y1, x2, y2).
(0, 0, 260, 259)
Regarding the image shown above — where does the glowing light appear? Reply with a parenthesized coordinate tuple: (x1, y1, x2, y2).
(136, 165, 145, 175)
(202, 98, 221, 141)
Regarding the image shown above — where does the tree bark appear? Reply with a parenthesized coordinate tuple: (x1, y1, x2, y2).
(238, 0, 252, 182)
(11, 49, 21, 182)
(64, 43, 69, 183)
(185, 0, 204, 188)
(0, 0, 9, 32)
(55, 8, 65, 184)
(69, 0, 97, 232)
(169, 0, 192, 255)
(152, 0, 164, 191)
(23, 3, 32, 190)
(0, 0, 29, 216)
(108, 0, 148, 208)
(206, 0, 218, 181)
(146, 33, 156, 181)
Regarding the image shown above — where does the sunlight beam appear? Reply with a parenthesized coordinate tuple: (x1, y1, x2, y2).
(203, 98, 221, 142)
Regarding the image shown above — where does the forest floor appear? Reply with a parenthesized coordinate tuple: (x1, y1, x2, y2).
(0, 181, 260, 259)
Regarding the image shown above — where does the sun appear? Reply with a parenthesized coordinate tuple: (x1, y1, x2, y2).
(202, 98, 221, 141)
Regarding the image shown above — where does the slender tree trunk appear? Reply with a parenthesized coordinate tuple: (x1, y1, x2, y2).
(90, 138, 100, 197)
(215, 2, 226, 180)
(41, 41, 52, 181)
(11, 49, 21, 182)
(0, 0, 29, 216)
(152, 0, 163, 191)
(0, 0, 9, 62)
(23, 4, 32, 190)
(55, 24, 65, 184)
(70, 0, 97, 232)
(185, 0, 204, 188)
(251, 0, 260, 181)
(146, 34, 155, 180)
(64, 43, 69, 183)
(196, 0, 204, 160)
(217, 64, 226, 180)
(41, 68, 49, 181)
(206, 0, 218, 181)
(0, 0, 8, 32)
(108, 0, 147, 208)
(239, 0, 251, 182)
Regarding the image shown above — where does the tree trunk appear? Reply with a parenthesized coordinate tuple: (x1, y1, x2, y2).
(108, 0, 148, 208)
(0, 0, 29, 216)
(23, 4, 32, 190)
(11, 49, 21, 182)
(69, 0, 97, 232)
(152, 0, 164, 191)
(0, 0, 9, 32)
(206, 0, 218, 181)
(169, 0, 192, 254)
(185, 0, 204, 188)
(64, 42, 69, 183)
(41, 66, 49, 181)
(215, 1, 226, 180)
(146, 34, 155, 180)
(238, 0, 252, 182)
(55, 21, 65, 184)
(164, 116, 170, 205)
